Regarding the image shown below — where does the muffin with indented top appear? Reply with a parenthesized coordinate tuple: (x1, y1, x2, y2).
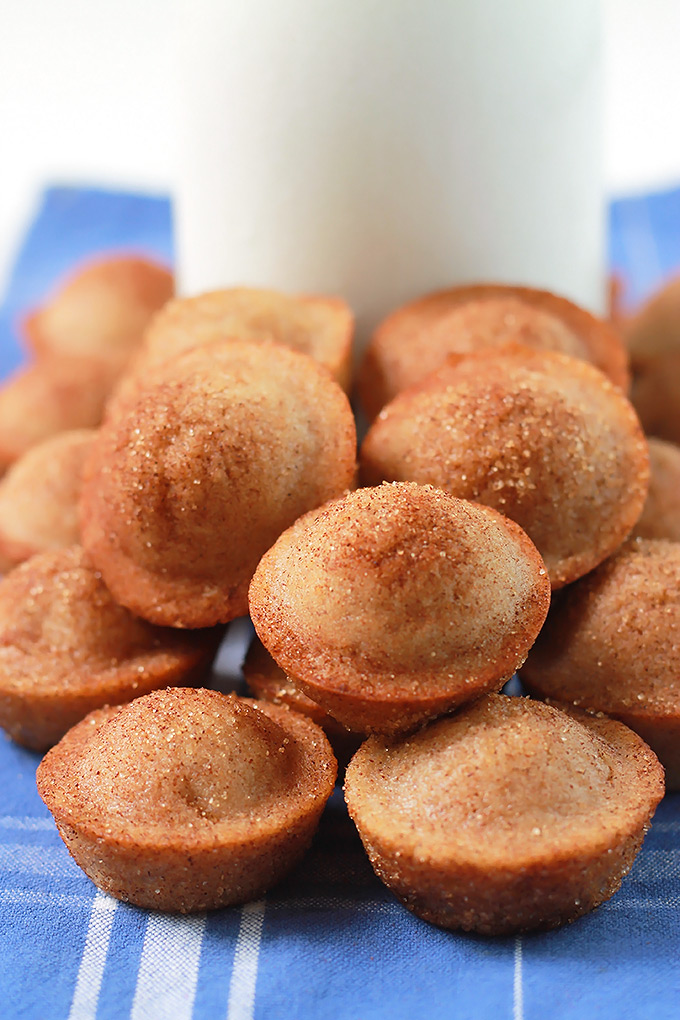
(37, 688, 337, 912)
(0, 429, 95, 567)
(523, 537, 680, 788)
(119, 286, 354, 401)
(249, 482, 551, 735)
(81, 340, 356, 628)
(345, 694, 663, 935)
(361, 345, 649, 588)
(358, 283, 628, 419)
(0, 546, 218, 750)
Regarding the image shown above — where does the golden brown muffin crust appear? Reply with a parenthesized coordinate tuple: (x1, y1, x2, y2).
(633, 438, 680, 541)
(625, 275, 680, 368)
(345, 695, 663, 935)
(0, 429, 95, 566)
(631, 351, 680, 446)
(0, 359, 114, 471)
(81, 340, 357, 628)
(249, 483, 550, 734)
(523, 538, 680, 786)
(37, 689, 337, 911)
(0, 546, 216, 749)
(24, 256, 173, 372)
(243, 635, 362, 766)
(358, 283, 629, 419)
(129, 287, 354, 391)
(360, 345, 649, 588)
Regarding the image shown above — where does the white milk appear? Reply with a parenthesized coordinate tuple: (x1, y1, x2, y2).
(174, 1, 603, 342)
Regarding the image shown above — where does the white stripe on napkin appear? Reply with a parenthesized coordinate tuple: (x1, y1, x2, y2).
(513, 936, 523, 1020)
(131, 912, 205, 1020)
(227, 900, 265, 1020)
(68, 890, 118, 1020)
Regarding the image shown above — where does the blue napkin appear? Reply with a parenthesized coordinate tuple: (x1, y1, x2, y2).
(0, 185, 679, 1020)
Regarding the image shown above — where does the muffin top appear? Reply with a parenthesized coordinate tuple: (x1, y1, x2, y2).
(0, 429, 95, 565)
(361, 345, 649, 588)
(81, 339, 356, 627)
(523, 538, 680, 717)
(633, 438, 680, 542)
(345, 695, 664, 869)
(135, 287, 354, 390)
(24, 256, 173, 370)
(249, 482, 550, 732)
(0, 546, 210, 693)
(38, 688, 336, 847)
(358, 283, 628, 418)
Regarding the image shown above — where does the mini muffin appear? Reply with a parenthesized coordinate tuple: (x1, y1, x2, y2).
(0, 429, 95, 566)
(249, 483, 550, 735)
(81, 340, 356, 628)
(523, 538, 680, 788)
(24, 256, 173, 374)
(358, 283, 628, 419)
(633, 438, 680, 541)
(345, 694, 664, 935)
(0, 358, 114, 472)
(631, 350, 680, 446)
(0, 546, 218, 750)
(125, 287, 354, 392)
(360, 345, 649, 588)
(625, 274, 680, 369)
(243, 636, 362, 767)
(37, 688, 337, 912)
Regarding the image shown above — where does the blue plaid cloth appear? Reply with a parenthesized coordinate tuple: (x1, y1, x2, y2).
(0, 185, 679, 1020)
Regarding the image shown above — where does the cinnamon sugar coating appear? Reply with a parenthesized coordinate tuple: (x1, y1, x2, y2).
(358, 284, 628, 419)
(0, 546, 217, 750)
(244, 636, 362, 767)
(24, 256, 173, 374)
(0, 429, 95, 567)
(37, 688, 337, 911)
(120, 287, 354, 399)
(81, 340, 356, 628)
(0, 359, 114, 472)
(633, 438, 680, 541)
(360, 345, 649, 588)
(345, 695, 663, 935)
(523, 538, 680, 787)
(249, 483, 550, 735)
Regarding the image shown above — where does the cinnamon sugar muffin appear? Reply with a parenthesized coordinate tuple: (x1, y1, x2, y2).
(24, 256, 173, 374)
(81, 340, 356, 628)
(360, 345, 649, 588)
(630, 350, 680, 446)
(358, 283, 628, 419)
(345, 695, 663, 935)
(633, 438, 680, 541)
(0, 358, 114, 472)
(0, 546, 217, 750)
(625, 274, 680, 369)
(249, 483, 550, 735)
(122, 287, 354, 396)
(523, 538, 680, 787)
(0, 429, 95, 567)
(37, 688, 337, 911)
(243, 636, 362, 767)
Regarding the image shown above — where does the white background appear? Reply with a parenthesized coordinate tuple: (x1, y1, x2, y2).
(0, 0, 678, 292)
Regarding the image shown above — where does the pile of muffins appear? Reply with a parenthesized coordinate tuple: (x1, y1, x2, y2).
(0, 254, 677, 935)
